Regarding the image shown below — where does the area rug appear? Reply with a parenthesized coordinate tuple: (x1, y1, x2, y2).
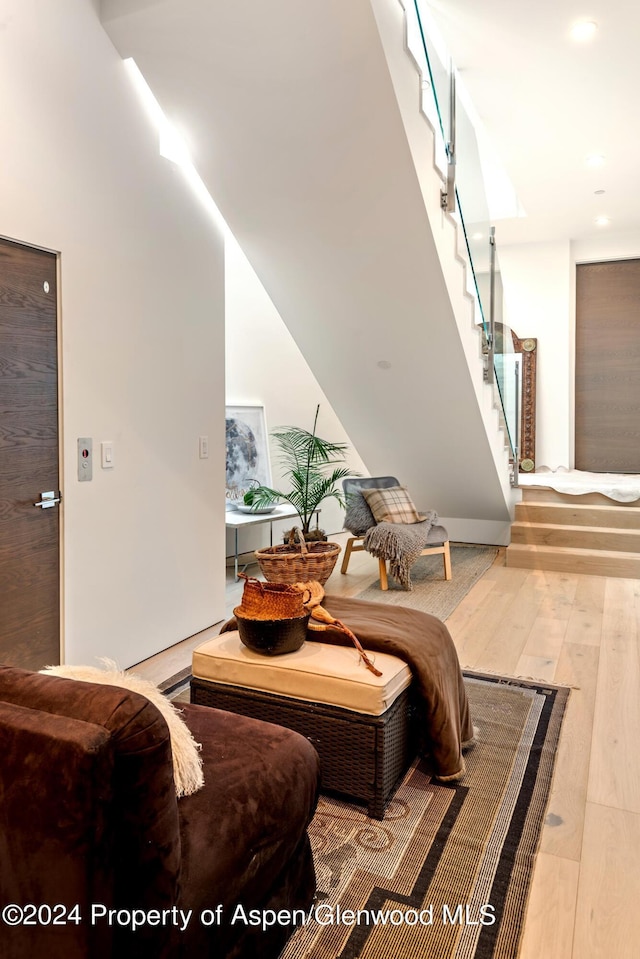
(160, 666, 191, 702)
(355, 545, 498, 621)
(281, 672, 569, 959)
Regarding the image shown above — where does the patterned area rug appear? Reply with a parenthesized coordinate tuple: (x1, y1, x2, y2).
(280, 672, 569, 959)
(160, 666, 191, 703)
(355, 545, 498, 620)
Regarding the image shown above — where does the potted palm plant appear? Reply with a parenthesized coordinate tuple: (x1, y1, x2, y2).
(243, 405, 354, 584)
(243, 404, 352, 540)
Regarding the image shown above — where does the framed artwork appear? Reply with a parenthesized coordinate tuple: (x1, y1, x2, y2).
(225, 405, 272, 507)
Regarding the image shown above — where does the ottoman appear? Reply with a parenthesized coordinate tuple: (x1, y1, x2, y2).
(191, 631, 416, 819)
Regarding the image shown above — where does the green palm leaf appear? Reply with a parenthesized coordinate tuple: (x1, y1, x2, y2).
(243, 405, 358, 534)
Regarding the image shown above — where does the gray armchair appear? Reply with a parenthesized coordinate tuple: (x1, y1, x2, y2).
(341, 476, 452, 589)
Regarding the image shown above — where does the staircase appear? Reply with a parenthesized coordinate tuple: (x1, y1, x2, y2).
(506, 487, 640, 577)
(101, 0, 515, 544)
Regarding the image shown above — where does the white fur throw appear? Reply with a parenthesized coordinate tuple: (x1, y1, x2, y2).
(40, 659, 204, 798)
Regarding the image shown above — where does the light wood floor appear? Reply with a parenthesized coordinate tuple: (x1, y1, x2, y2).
(134, 530, 640, 959)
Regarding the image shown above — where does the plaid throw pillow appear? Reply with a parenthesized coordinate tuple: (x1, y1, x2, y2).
(361, 486, 423, 524)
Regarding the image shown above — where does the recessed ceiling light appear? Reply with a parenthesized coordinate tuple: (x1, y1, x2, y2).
(594, 215, 611, 227)
(586, 154, 605, 167)
(471, 232, 484, 240)
(571, 21, 598, 41)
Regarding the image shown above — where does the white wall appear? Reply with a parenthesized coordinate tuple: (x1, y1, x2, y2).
(0, 0, 226, 666)
(499, 241, 572, 470)
(572, 231, 640, 265)
(225, 234, 369, 555)
(499, 233, 640, 474)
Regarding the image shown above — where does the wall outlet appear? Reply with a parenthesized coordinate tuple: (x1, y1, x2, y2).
(199, 435, 209, 459)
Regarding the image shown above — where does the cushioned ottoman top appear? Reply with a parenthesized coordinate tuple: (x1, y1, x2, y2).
(192, 631, 411, 716)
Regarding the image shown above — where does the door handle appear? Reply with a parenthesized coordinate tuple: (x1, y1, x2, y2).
(34, 491, 61, 509)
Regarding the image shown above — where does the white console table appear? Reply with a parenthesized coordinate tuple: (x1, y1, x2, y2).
(225, 504, 320, 580)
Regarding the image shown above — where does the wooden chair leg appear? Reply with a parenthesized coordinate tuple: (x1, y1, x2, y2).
(340, 537, 356, 574)
(379, 557, 389, 591)
(443, 541, 452, 580)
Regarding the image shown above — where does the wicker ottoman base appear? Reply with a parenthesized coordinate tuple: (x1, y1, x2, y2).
(190, 677, 416, 819)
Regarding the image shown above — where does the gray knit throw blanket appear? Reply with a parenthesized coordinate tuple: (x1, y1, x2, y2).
(363, 511, 438, 590)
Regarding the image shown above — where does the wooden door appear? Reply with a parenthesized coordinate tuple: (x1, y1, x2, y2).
(0, 237, 60, 668)
(575, 259, 640, 472)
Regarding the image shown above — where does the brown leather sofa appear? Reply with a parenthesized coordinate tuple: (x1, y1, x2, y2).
(0, 665, 320, 959)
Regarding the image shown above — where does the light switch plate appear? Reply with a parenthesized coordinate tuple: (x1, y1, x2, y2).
(101, 441, 114, 469)
(77, 437, 93, 482)
(199, 435, 209, 459)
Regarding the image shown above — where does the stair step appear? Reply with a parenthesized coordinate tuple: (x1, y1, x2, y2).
(510, 522, 640, 552)
(515, 501, 640, 530)
(506, 543, 640, 578)
(520, 487, 640, 508)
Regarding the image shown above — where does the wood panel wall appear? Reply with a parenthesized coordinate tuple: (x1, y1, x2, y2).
(575, 259, 640, 473)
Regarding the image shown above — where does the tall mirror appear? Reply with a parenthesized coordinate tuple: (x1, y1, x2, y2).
(493, 323, 537, 472)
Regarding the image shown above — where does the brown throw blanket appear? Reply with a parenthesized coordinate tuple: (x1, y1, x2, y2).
(363, 511, 437, 589)
(220, 593, 473, 781)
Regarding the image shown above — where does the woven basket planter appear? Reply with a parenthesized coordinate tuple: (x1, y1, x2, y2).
(255, 528, 341, 586)
(235, 575, 310, 620)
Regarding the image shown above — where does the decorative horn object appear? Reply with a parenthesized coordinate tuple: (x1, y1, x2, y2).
(307, 604, 382, 678)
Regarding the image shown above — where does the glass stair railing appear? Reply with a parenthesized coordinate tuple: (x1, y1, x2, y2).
(408, 0, 522, 485)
